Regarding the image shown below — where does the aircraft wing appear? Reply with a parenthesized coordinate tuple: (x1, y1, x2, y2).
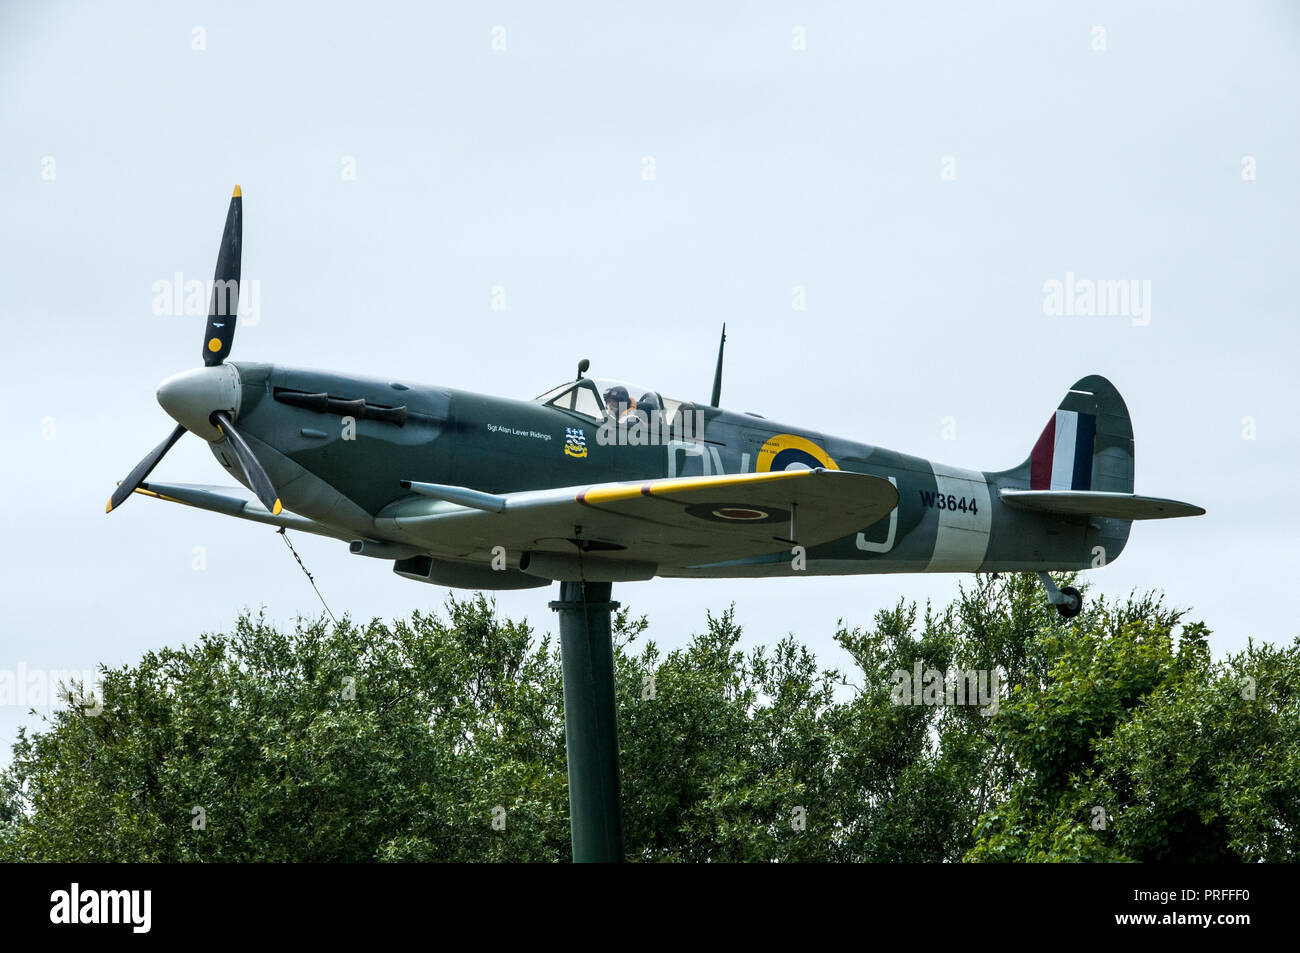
(132, 482, 353, 541)
(375, 469, 899, 569)
(999, 489, 1205, 520)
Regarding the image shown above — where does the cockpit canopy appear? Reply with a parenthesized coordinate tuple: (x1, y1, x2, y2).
(534, 377, 689, 426)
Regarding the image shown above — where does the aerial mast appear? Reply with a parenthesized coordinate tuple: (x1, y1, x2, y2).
(709, 324, 726, 407)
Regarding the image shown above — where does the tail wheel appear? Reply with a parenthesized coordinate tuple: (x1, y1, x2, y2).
(1056, 586, 1083, 619)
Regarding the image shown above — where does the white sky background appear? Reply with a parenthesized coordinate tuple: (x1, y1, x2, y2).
(1, 1, 1297, 761)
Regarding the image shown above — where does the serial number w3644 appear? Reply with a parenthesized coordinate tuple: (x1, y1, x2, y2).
(919, 490, 979, 514)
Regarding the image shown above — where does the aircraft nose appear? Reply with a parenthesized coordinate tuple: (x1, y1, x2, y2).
(156, 364, 242, 441)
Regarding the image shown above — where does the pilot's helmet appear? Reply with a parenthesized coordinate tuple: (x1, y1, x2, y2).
(637, 392, 662, 415)
(602, 385, 632, 417)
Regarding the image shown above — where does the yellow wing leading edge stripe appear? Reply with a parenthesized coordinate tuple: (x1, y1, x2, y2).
(132, 486, 191, 506)
(577, 468, 819, 506)
(133, 484, 280, 516)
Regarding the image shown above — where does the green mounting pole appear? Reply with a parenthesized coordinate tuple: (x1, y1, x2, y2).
(550, 580, 624, 863)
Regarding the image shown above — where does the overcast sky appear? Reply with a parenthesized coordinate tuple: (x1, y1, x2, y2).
(2, 1, 1297, 761)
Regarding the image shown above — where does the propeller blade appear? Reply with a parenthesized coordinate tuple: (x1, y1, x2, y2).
(106, 423, 187, 513)
(202, 185, 243, 367)
(212, 411, 281, 515)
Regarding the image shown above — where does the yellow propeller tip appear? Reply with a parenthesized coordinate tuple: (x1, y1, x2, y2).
(105, 500, 113, 513)
(232, 184, 242, 197)
(272, 499, 282, 516)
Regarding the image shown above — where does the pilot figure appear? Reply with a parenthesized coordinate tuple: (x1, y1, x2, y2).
(602, 385, 635, 420)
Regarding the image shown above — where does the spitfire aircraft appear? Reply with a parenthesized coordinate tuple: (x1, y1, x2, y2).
(109, 188, 1205, 618)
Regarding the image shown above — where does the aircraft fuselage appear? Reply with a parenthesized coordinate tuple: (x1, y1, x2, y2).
(217, 362, 1131, 582)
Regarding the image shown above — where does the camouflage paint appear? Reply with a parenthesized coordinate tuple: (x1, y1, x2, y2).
(219, 362, 1135, 584)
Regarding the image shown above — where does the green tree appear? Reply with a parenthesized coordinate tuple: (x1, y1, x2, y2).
(0, 596, 570, 861)
(2, 578, 1296, 862)
(616, 608, 841, 861)
(966, 601, 1300, 862)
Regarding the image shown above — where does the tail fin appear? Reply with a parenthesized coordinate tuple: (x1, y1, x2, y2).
(1019, 375, 1133, 494)
(990, 377, 1202, 569)
(992, 375, 1137, 568)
